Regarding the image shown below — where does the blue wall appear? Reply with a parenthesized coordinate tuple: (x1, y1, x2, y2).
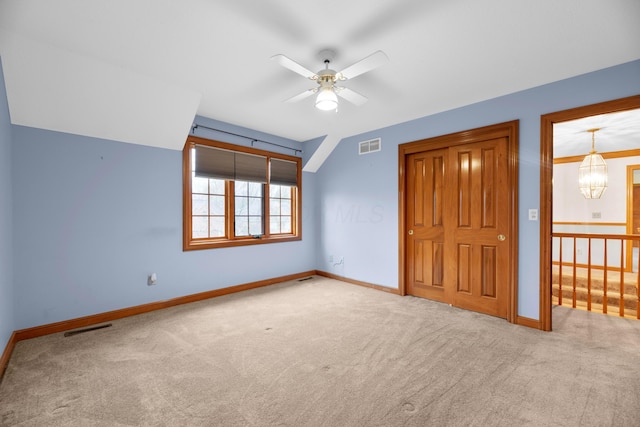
(0, 58, 14, 348)
(315, 59, 640, 320)
(11, 119, 317, 329)
(4, 59, 640, 331)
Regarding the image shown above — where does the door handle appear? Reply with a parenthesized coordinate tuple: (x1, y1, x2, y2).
(408, 230, 414, 235)
(497, 234, 506, 241)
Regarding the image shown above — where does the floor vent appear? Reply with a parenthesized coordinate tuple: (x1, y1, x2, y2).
(64, 323, 112, 337)
(358, 138, 381, 155)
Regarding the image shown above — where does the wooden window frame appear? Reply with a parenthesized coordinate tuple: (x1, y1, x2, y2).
(183, 136, 302, 251)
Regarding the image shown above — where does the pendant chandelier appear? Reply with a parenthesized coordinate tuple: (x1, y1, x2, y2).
(578, 128, 607, 199)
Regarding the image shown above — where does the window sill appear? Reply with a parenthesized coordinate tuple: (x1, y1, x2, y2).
(183, 234, 301, 251)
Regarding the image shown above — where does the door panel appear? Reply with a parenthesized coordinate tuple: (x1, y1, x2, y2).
(457, 244, 472, 293)
(448, 137, 508, 318)
(406, 149, 447, 301)
(482, 246, 497, 298)
(457, 151, 472, 227)
(481, 148, 496, 228)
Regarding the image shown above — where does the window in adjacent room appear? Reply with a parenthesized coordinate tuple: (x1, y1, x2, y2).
(183, 136, 301, 250)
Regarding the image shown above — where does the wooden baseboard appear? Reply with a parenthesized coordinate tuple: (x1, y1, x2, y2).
(517, 315, 543, 330)
(13, 270, 316, 343)
(316, 272, 541, 331)
(1, 271, 316, 381)
(0, 332, 17, 383)
(1, 269, 536, 381)
(316, 270, 401, 295)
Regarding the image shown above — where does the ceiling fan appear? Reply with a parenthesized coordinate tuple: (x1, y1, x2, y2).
(271, 49, 388, 111)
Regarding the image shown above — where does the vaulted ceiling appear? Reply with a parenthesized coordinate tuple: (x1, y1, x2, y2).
(1, 0, 639, 157)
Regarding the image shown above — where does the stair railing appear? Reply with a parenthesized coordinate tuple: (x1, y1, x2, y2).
(552, 232, 640, 319)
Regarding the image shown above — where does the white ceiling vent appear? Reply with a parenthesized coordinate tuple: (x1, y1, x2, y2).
(359, 138, 381, 155)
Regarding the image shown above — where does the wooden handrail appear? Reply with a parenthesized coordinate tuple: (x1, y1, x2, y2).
(551, 232, 639, 319)
(553, 232, 640, 240)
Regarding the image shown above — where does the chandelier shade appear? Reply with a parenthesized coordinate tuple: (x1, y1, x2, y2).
(578, 128, 607, 199)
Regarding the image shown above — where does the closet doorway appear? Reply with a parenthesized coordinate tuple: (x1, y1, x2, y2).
(399, 121, 519, 322)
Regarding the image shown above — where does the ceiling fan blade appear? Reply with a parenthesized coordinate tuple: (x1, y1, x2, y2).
(336, 50, 388, 80)
(335, 87, 368, 106)
(271, 54, 318, 80)
(284, 88, 317, 103)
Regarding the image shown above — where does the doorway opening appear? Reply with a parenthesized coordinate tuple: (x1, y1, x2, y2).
(540, 95, 640, 331)
(626, 164, 640, 273)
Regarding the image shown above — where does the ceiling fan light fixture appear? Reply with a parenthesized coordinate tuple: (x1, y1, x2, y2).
(273, 50, 387, 112)
(315, 87, 338, 111)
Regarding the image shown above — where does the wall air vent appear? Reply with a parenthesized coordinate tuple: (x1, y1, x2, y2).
(358, 138, 381, 155)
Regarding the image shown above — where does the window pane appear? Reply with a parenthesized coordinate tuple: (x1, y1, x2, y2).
(281, 186, 291, 198)
(192, 217, 209, 238)
(192, 176, 209, 194)
(249, 217, 263, 235)
(270, 198, 280, 216)
(235, 180, 263, 238)
(248, 197, 263, 215)
(210, 195, 225, 216)
(210, 216, 225, 237)
(270, 185, 281, 198)
(281, 216, 292, 233)
(235, 181, 248, 195)
(235, 196, 248, 215)
(248, 182, 263, 197)
(210, 179, 225, 195)
(192, 194, 208, 215)
(235, 217, 249, 236)
(281, 199, 291, 215)
(270, 216, 280, 234)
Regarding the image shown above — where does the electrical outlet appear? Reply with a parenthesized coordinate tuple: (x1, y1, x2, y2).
(148, 273, 157, 286)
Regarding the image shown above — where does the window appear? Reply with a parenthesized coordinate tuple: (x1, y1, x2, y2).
(269, 185, 292, 234)
(183, 136, 301, 250)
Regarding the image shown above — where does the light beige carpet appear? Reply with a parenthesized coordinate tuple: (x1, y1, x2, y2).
(1, 276, 639, 426)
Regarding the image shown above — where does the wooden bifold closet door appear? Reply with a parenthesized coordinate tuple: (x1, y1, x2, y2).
(405, 128, 513, 319)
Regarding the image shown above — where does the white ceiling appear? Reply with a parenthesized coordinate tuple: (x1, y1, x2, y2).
(554, 109, 640, 159)
(1, 0, 639, 153)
